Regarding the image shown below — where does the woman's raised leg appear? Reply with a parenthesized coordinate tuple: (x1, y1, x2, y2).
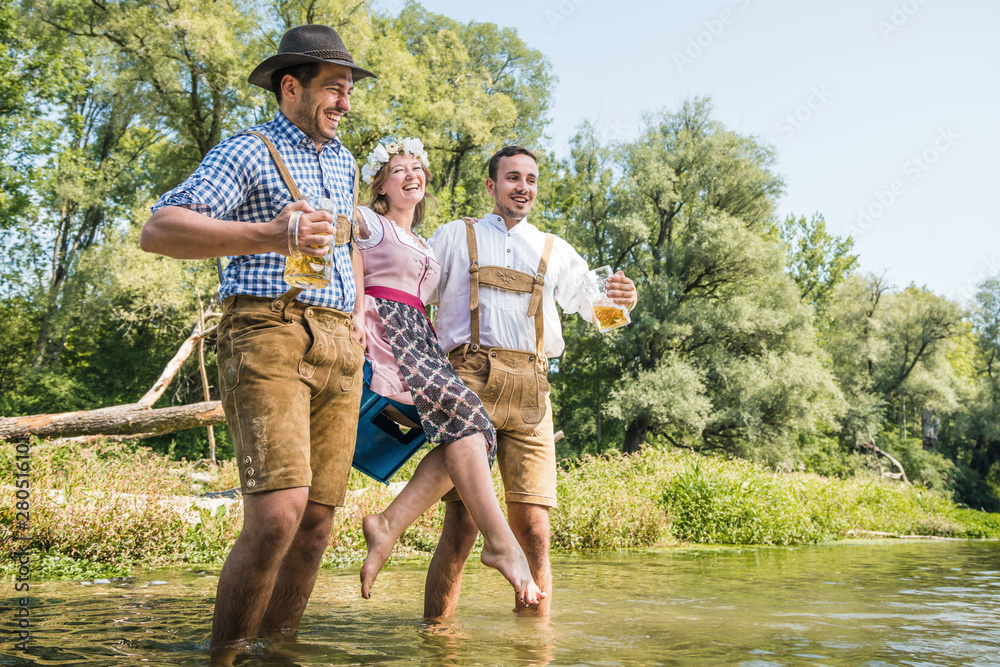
(361, 434, 544, 605)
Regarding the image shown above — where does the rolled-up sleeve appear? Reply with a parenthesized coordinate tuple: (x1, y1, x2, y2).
(152, 134, 264, 218)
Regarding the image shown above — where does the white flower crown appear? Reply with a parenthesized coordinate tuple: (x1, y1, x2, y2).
(361, 136, 430, 185)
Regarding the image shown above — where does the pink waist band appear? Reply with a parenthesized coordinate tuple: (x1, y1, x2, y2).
(366, 286, 426, 317)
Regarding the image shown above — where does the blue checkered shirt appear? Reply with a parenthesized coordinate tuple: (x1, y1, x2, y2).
(153, 112, 357, 310)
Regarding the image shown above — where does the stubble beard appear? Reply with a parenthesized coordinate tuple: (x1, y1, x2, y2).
(292, 90, 337, 145)
(495, 198, 531, 223)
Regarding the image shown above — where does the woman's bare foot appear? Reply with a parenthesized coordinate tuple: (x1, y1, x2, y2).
(479, 539, 546, 605)
(361, 513, 396, 599)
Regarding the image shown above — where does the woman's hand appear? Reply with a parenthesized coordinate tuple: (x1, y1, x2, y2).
(353, 320, 366, 349)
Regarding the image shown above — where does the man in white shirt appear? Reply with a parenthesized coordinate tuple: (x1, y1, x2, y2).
(425, 146, 637, 617)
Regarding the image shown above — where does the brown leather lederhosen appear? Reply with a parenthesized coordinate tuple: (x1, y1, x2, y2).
(457, 218, 554, 428)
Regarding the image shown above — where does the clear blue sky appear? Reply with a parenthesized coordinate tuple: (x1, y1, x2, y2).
(372, 0, 1000, 302)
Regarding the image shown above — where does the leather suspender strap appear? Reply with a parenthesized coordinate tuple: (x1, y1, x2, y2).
(464, 219, 482, 348)
(348, 165, 360, 244)
(463, 218, 555, 356)
(241, 130, 362, 307)
(245, 130, 355, 247)
(531, 234, 555, 358)
(233, 131, 304, 305)
(526, 234, 554, 318)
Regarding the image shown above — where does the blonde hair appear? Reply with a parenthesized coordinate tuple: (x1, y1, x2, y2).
(365, 155, 437, 228)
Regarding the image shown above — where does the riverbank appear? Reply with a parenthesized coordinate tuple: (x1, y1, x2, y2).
(2, 440, 999, 579)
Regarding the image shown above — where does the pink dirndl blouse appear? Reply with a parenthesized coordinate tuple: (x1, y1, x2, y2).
(356, 206, 440, 404)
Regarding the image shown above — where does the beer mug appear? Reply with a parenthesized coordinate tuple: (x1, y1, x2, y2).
(283, 196, 337, 289)
(583, 265, 631, 333)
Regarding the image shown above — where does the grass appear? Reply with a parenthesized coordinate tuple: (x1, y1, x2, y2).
(2, 440, 998, 580)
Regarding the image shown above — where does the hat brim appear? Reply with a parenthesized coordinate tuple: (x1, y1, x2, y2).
(248, 53, 377, 91)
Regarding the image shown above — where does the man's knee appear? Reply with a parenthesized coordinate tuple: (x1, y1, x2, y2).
(241, 489, 310, 548)
(508, 503, 551, 556)
(295, 502, 336, 553)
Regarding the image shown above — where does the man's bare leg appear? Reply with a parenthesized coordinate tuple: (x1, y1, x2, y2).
(259, 499, 336, 637)
(508, 503, 552, 617)
(423, 500, 479, 619)
(362, 436, 543, 604)
(211, 487, 309, 650)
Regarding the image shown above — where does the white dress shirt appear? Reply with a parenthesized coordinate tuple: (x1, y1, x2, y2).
(428, 214, 592, 357)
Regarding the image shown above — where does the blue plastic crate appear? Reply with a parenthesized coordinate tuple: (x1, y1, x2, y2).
(352, 360, 427, 484)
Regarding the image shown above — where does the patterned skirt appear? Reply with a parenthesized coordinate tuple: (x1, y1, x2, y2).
(374, 298, 497, 465)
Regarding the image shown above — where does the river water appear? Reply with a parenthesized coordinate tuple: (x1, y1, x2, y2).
(3, 540, 1000, 666)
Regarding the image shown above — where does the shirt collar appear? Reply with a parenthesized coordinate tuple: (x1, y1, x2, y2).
(272, 112, 342, 155)
(482, 213, 529, 233)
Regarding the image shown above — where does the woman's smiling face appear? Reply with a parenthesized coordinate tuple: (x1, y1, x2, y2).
(380, 153, 427, 207)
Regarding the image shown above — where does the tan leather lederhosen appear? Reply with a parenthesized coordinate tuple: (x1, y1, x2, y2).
(460, 218, 554, 427)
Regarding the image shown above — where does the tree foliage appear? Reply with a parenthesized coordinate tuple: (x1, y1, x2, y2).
(1, 3, 998, 507)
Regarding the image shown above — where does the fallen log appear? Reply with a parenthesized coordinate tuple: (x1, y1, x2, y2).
(0, 401, 225, 443)
(1, 311, 225, 444)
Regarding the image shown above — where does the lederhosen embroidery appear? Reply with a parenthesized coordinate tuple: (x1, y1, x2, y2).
(464, 219, 554, 427)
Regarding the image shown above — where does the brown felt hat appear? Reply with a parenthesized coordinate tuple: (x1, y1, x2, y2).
(248, 24, 376, 91)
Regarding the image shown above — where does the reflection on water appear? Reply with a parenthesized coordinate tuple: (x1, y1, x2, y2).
(3, 540, 1000, 666)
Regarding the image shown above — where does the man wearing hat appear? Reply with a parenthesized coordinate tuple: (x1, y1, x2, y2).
(141, 25, 375, 650)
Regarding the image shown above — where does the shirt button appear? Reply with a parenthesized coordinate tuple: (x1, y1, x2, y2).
(506, 248, 511, 253)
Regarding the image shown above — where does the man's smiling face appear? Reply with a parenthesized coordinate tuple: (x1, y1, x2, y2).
(488, 153, 538, 225)
(284, 62, 353, 147)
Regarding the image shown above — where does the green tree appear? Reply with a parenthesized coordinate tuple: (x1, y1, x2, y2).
(942, 278, 1000, 500)
(550, 99, 843, 460)
(780, 213, 858, 313)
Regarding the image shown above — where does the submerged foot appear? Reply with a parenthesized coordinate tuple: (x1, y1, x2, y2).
(361, 513, 395, 599)
(480, 540, 546, 606)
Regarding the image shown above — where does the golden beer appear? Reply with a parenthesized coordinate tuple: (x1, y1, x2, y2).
(284, 239, 332, 288)
(592, 304, 629, 331)
(283, 196, 336, 289)
(584, 265, 632, 333)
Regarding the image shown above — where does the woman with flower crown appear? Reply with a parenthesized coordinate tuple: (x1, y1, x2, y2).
(352, 136, 544, 606)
